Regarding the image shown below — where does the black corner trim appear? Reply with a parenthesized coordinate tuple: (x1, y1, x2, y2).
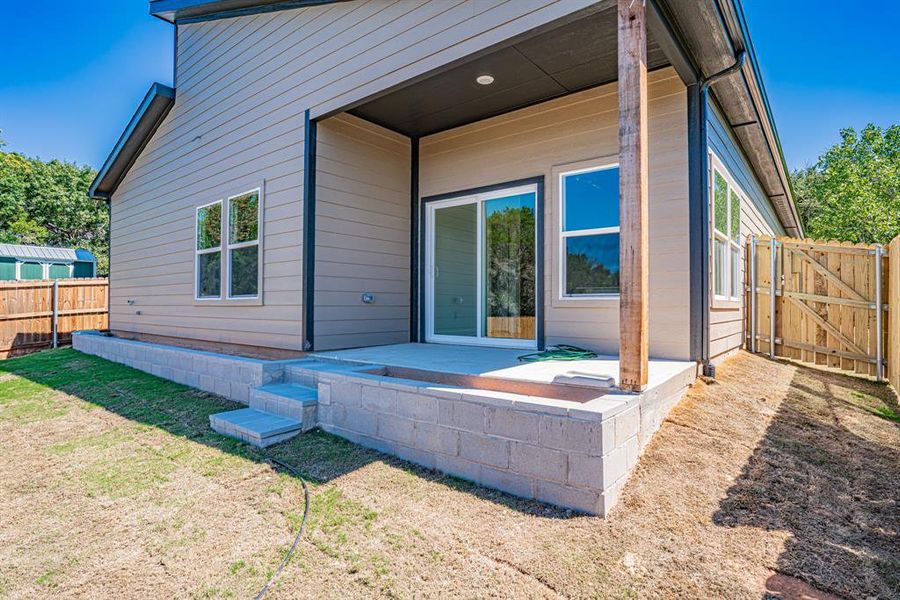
(302, 109, 317, 352)
(687, 83, 710, 364)
(409, 137, 420, 342)
(534, 177, 546, 351)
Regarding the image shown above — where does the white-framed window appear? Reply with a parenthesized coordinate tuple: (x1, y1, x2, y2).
(226, 189, 261, 299)
(710, 154, 743, 302)
(195, 200, 223, 300)
(559, 163, 620, 298)
(194, 187, 263, 302)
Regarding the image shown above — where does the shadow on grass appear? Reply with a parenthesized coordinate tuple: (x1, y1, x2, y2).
(713, 362, 900, 599)
(0, 348, 572, 518)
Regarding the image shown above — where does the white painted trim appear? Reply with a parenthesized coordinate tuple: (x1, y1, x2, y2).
(225, 185, 264, 301)
(424, 183, 539, 350)
(558, 161, 621, 300)
(194, 199, 223, 301)
(709, 151, 746, 303)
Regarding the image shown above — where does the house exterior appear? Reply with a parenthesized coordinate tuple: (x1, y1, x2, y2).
(78, 0, 802, 514)
(0, 244, 97, 281)
(89, 0, 800, 382)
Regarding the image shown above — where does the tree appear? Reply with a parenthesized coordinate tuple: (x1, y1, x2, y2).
(485, 205, 536, 318)
(791, 124, 900, 244)
(0, 138, 108, 273)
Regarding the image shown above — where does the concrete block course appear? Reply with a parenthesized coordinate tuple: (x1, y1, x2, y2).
(331, 381, 362, 407)
(377, 414, 416, 446)
(538, 415, 606, 455)
(485, 407, 541, 444)
(601, 446, 628, 490)
(536, 480, 601, 515)
(413, 422, 458, 456)
(435, 454, 482, 483)
(438, 400, 485, 433)
(568, 453, 605, 488)
(459, 431, 509, 469)
(73, 331, 266, 405)
(615, 406, 641, 447)
(510, 442, 567, 482)
(367, 386, 398, 414)
(480, 465, 535, 499)
(396, 391, 437, 422)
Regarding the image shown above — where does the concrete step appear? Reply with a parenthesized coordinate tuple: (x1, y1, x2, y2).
(210, 408, 302, 448)
(283, 359, 374, 386)
(249, 383, 318, 429)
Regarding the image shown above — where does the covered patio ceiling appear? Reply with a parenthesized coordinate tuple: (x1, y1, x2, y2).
(349, 4, 670, 137)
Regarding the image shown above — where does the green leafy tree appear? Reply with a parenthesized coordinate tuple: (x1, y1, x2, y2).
(485, 205, 535, 318)
(0, 137, 108, 273)
(791, 124, 900, 244)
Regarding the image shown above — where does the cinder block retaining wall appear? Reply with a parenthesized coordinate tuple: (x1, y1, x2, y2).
(73, 331, 283, 403)
(308, 367, 693, 516)
(74, 331, 694, 516)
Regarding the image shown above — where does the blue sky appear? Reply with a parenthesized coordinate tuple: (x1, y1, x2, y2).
(1, 1, 898, 171)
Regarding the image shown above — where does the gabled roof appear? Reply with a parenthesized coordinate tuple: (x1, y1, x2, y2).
(88, 83, 175, 200)
(150, 0, 346, 23)
(0, 244, 96, 263)
(145, 0, 798, 233)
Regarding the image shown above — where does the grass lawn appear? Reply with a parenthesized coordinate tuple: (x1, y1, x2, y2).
(0, 348, 897, 599)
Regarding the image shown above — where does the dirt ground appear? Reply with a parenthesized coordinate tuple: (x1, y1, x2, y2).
(0, 349, 897, 599)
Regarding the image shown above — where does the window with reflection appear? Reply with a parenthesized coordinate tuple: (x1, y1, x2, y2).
(196, 201, 222, 299)
(712, 166, 742, 300)
(560, 165, 620, 296)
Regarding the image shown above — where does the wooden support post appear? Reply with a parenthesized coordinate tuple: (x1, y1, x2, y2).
(617, 0, 649, 392)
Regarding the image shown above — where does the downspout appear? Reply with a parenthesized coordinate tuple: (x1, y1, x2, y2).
(692, 50, 746, 377)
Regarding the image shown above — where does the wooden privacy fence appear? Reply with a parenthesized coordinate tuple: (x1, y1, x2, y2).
(486, 316, 536, 340)
(0, 279, 108, 358)
(747, 236, 899, 388)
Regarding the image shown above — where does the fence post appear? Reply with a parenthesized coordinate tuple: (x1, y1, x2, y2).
(749, 235, 757, 353)
(52, 280, 59, 349)
(769, 238, 777, 359)
(875, 244, 884, 382)
(889, 236, 900, 392)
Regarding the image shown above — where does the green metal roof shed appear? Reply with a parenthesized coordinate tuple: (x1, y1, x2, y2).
(0, 244, 97, 281)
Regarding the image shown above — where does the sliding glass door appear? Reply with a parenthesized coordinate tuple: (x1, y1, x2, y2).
(425, 183, 537, 348)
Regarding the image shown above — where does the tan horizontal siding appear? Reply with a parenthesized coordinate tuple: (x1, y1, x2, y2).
(314, 113, 411, 351)
(420, 68, 691, 360)
(707, 101, 783, 362)
(108, 0, 630, 351)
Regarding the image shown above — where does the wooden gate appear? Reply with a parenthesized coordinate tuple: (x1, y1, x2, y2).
(747, 236, 894, 382)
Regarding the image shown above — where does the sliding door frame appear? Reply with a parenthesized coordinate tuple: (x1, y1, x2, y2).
(419, 176, 545, 350)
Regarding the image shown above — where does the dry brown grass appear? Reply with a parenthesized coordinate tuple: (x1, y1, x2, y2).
(0, 349, 897, 599)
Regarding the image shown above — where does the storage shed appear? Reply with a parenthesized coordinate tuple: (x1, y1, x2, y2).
(0, 244, 97, 281)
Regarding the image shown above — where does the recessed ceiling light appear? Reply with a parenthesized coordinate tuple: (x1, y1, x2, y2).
(476, 74, 495, 85)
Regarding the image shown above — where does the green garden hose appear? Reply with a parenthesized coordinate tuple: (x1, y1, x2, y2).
(517, 344, 598, 362)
